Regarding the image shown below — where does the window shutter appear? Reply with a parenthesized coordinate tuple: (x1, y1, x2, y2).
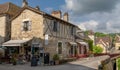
(28, 21, 32, 31)
(57, 22, 59, 32)
(74, 28, 76, 35)
(21, 22, 24, 31)
(51, 20, 54, 32)
(53, 21, 56, 31)
(51, 20, 54, 29)
(55, 21, 58, 32)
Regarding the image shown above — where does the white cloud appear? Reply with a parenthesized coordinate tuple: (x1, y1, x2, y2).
(61, 0, 120, 33)
(65, 0, 119, 15)
(44, 7, 53, 13)
(78, 20, 98, 31)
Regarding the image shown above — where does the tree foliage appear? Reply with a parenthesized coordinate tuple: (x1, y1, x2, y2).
(93, 45, 103, 54)
(117, 58, 120, 70)
(95, 32, 107, 37)
(86, 40, 93, 51)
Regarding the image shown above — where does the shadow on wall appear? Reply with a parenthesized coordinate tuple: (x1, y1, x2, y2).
(0, 35, 5, 57)
(0, 35, 5, 46)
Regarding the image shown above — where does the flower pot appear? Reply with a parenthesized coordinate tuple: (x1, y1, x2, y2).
(55, 60, 59, 65)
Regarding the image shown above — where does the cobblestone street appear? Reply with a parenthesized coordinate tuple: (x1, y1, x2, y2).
(0, 63, 95, 70)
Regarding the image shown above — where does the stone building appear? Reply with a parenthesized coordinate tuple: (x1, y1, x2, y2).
(114, 34, 120, 50)
(0, 2, 21, 45)
(95, 36, 112, 53)
(1, 0, 88, 59)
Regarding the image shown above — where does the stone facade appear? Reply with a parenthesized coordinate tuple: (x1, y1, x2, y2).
(0, 2, 84, 59)
(0, 2, 21, 45)
(0, 15, 6, 45)
(11, 9, 44, 40)
(115, 43, 120, 50)
(114, 35, 120, 50)
(11, 6, 79, 59)
(0, 15, 11, 45)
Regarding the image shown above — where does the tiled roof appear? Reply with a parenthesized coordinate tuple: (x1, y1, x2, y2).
(115, 34, 120, 42)
(95, 36, 112, 47)
(0, 2, 77, 27)
(0, 2, 21, 17)
(11, 6, 77, 27)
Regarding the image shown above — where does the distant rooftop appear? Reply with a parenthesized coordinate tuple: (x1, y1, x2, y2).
(0, 2, 21, 17)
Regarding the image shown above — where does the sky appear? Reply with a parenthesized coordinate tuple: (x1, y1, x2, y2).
(1, 0, 120, 33)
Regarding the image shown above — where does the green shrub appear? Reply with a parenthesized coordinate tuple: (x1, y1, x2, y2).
(53, 54, 59, 61)
(117, 58, 120, 70)
(93, 45, 103, 54)
(86, 40, 93, 51)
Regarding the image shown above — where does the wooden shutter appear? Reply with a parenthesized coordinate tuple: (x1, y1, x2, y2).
(57, 22, 60, 32)
(21, 22, 24, 31)
(28, 21, 32, 31)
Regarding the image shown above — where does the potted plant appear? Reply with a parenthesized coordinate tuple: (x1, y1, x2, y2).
(53, 54, 60, 65)
(11, 53, 17, 65)
(12, 58, 17, 65)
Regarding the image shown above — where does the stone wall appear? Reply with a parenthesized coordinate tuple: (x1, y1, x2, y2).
(11, 9, 44, 41)
(43, 16, 76, 59)
(115, 43, 120, 50)
(0, 15, 6, 45)
(44, 36, 74, 59)
(11, 8, 79, 59)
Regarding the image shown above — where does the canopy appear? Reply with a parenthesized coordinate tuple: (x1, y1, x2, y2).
(78, 42, 88, 46)
(68, 42, 77, 46)
(2, 39, 30, 46)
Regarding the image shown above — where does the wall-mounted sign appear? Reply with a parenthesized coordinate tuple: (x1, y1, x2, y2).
(45, 34, 49, 45)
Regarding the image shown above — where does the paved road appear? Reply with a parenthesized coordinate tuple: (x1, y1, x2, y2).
(0, 56, 109, 70)
(69, 55, 109, 69)
(0, 63, 95, 70)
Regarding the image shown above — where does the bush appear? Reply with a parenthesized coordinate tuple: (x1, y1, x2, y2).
(117, 58, 120, 70)
(53, 54, 59, 61)
(86, 40, 93, 51)
(93, 45, 103, 54)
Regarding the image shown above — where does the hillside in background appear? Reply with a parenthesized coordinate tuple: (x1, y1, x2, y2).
(85, 30, 120, 38)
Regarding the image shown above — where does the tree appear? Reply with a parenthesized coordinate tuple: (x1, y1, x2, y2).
(93, 45, 103, 54)
(117, 58, 120, 70)
(87, 40, 93, 51)
(95, 32, 107, 37)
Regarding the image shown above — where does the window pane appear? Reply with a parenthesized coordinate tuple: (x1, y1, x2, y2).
(53, 21, 58, 32)
(58, 42, 62, 54)
(22, 21, 31, 31)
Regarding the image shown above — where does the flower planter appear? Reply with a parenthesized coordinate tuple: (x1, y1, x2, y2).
(53, 54, 60, 65)
(55, 60, 59, 65)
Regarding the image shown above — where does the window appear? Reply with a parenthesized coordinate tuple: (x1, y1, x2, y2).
(53, 21, 58, 32)
(21, 20, 31, 31)
(71, 26, 74, 35)
(58, 42, 62, 54)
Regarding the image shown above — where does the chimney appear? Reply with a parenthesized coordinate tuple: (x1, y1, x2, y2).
(35, 6, 40, 10)
(63, 12, 69, 21)
(51, 10, 61, 18)
(22, 0, 28, 7)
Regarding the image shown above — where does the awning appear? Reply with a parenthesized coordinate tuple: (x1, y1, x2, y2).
(78, 42, 88, 46)
(68, 42, 77, 45)
(2, 39, 30, 46)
